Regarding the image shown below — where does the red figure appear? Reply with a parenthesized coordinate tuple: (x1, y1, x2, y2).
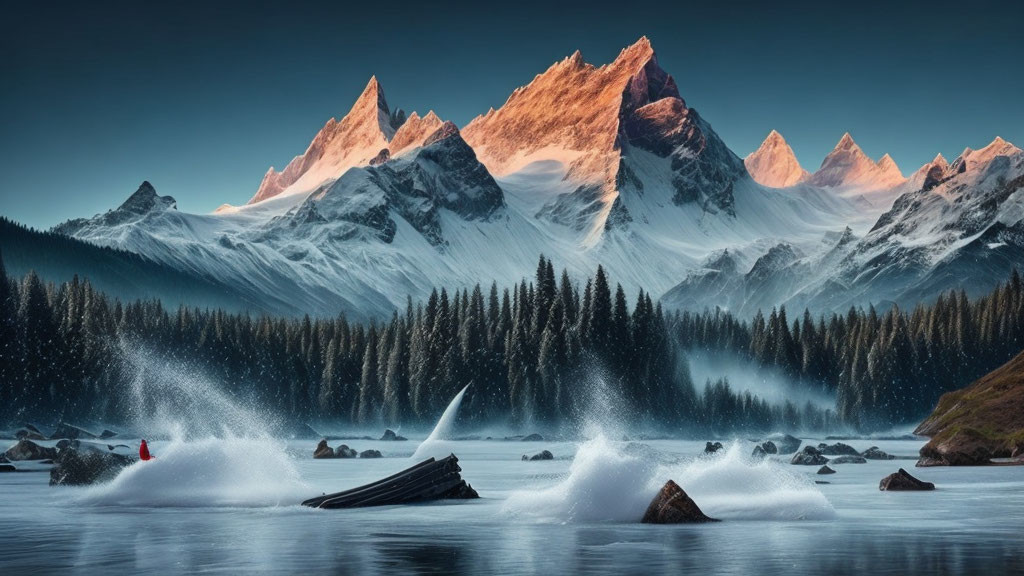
(139, 439, 153, 461)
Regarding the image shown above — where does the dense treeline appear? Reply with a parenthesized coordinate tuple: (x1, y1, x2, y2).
(2, 246, 1023, 433)
(674, 271, 1024, 428)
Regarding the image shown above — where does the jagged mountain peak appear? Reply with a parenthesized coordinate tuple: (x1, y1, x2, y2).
(119, 181, 176, 214)
(744, 129, 809, 188)
(390, 110, 445, 156)
(248, 76, 408, 204)
(835, 132, 859, 152)
(950, 136, 1022, 175)
(809, 133, 906, 190)
(876, 153, 903, 177)
(463, 36, 743, 239)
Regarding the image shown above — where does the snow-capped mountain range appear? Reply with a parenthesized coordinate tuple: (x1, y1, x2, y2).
(52, 38, 1024, 320)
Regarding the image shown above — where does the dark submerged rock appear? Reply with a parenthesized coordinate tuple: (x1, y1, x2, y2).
(522, 450, 554, 461)
(359, 449, 383, 459)
(817, 465, 836, 475)
(704, 441, 724, 454)
(817, 442, 859, 456)
(521, 433, 544, 442)
(336, 445, 358, 458)
(751, 445, 768, 459)
(0, 463, 16, 473)
(313, 439, 335, 459)
(790, 445, 829, 466)
(760, 441, 778, 454)
(380, 429, 408, 441)
(828, 455, 867, 465)
(766, 433, 801, 454)
(49, 449, 135, 486)
(641, 480, 719, 524)
(5, 439, 59, 461)
(861, 446, 895, 460)
(879, 468, 935, 491)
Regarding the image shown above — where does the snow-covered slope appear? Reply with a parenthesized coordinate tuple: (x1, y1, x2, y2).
(744, 130, 810, 188)
(663, 137, 1024, 316)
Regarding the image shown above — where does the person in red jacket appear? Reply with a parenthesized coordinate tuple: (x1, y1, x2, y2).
(139, 439, 154, 461)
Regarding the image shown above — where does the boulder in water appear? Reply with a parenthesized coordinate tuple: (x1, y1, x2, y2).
(765, 433, 801, 454)
(336, 445, 358, 458)
(704, 441, 724, 454)
(817, 442, 859, 456)
(829, 455, 867, 465)
(5, 439, 59, 461)
(818, 465, 836, 475)
(49, 448, 135, 486)
(760, 441, 778, 454)
(50, 422, 98, 440)
(522, 450, 554, 461)
(751, 445, 768, 459)
(790, 445, 829, 465)
(641, 480, 719, 524)
(313, 439, 335, 459)
(521, 433, 544, 442)
(879, 468, 935, 491)
(380, 429, 408, 441)
(0, 463, 15, 473)
(359, 449, 383, 459)
(861, 446, 895, 460)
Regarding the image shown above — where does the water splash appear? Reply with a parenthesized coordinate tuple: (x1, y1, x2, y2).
(77, 437, 308, 508)
(120, 340, 281, 440)
(503, 437, 834, 523)
(75, 341, 307, 508)
(411, 384, 470, 460)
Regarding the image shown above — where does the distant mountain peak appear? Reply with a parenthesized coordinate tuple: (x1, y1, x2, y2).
(120, 181, 176, 214)
(744, 129, 809, 188)
(808, 133, 906, 190)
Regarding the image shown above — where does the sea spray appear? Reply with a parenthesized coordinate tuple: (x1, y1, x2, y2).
(670, 442, 835, 520)
(75, 341, 308, 508)
(411, 384, 470, 460)
(503, 438, 835, 523)
(504, 434, 658, 522)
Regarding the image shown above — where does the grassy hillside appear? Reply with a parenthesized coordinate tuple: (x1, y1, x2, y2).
(915, 348, 1024, 464)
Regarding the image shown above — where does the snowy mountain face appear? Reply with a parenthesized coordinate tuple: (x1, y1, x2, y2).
(51, 38, 1020, 321)
(663, 138, 1024, 317)
(744, 130, 810, 188)
(462, 37, 746, 243)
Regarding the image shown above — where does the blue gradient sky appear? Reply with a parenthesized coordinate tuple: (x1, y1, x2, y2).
(2, 0, 1022, 228)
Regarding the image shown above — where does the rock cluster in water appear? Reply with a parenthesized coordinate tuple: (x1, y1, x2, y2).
(314, 439, 377, 459)
(641, 480, 719, 524)
(704, 441, 724, 454)
(790, 445, 829, 465)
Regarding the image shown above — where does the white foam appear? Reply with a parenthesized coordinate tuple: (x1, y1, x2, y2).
(503, 437, 834, 523)
(76, 437, 308, 508)
(412, 384, 469, 461)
